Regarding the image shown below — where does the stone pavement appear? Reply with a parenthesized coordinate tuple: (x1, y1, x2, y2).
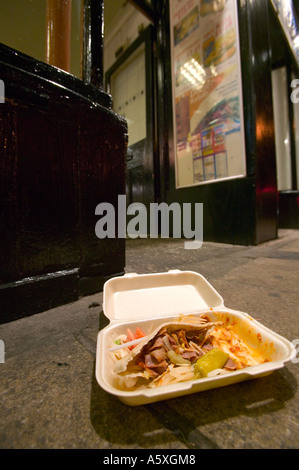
(0, 229, 299, 449)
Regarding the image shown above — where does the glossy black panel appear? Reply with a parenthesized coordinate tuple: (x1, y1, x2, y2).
(105, 26, 156, 213)
(167, 177, 256, 246)
(0, 43, 127, 322)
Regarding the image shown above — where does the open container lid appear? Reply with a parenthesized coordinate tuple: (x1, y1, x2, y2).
(103, 270, 224, 323)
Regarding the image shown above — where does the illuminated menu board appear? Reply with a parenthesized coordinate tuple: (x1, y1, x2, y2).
(170, 0, 246, 188)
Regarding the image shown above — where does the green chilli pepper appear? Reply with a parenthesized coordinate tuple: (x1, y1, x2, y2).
(194, 348, 229, 378)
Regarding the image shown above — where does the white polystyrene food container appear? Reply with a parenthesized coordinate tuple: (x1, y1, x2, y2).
(95, 270, 296, 406)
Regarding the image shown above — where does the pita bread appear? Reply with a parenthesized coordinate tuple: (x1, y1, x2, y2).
(113, 315, 220, 388)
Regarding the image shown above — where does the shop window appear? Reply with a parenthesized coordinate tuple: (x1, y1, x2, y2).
(109, 42, 146, 147)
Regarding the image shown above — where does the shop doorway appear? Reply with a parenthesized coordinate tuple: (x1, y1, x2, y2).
(105, 25, 158, 210)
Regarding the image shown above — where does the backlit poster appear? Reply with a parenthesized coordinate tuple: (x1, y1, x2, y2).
(270, 0, 299, 66)
(170, 0, 246, 188)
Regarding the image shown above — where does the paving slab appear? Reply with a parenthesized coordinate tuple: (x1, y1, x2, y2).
(0, 229, 298, 449)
